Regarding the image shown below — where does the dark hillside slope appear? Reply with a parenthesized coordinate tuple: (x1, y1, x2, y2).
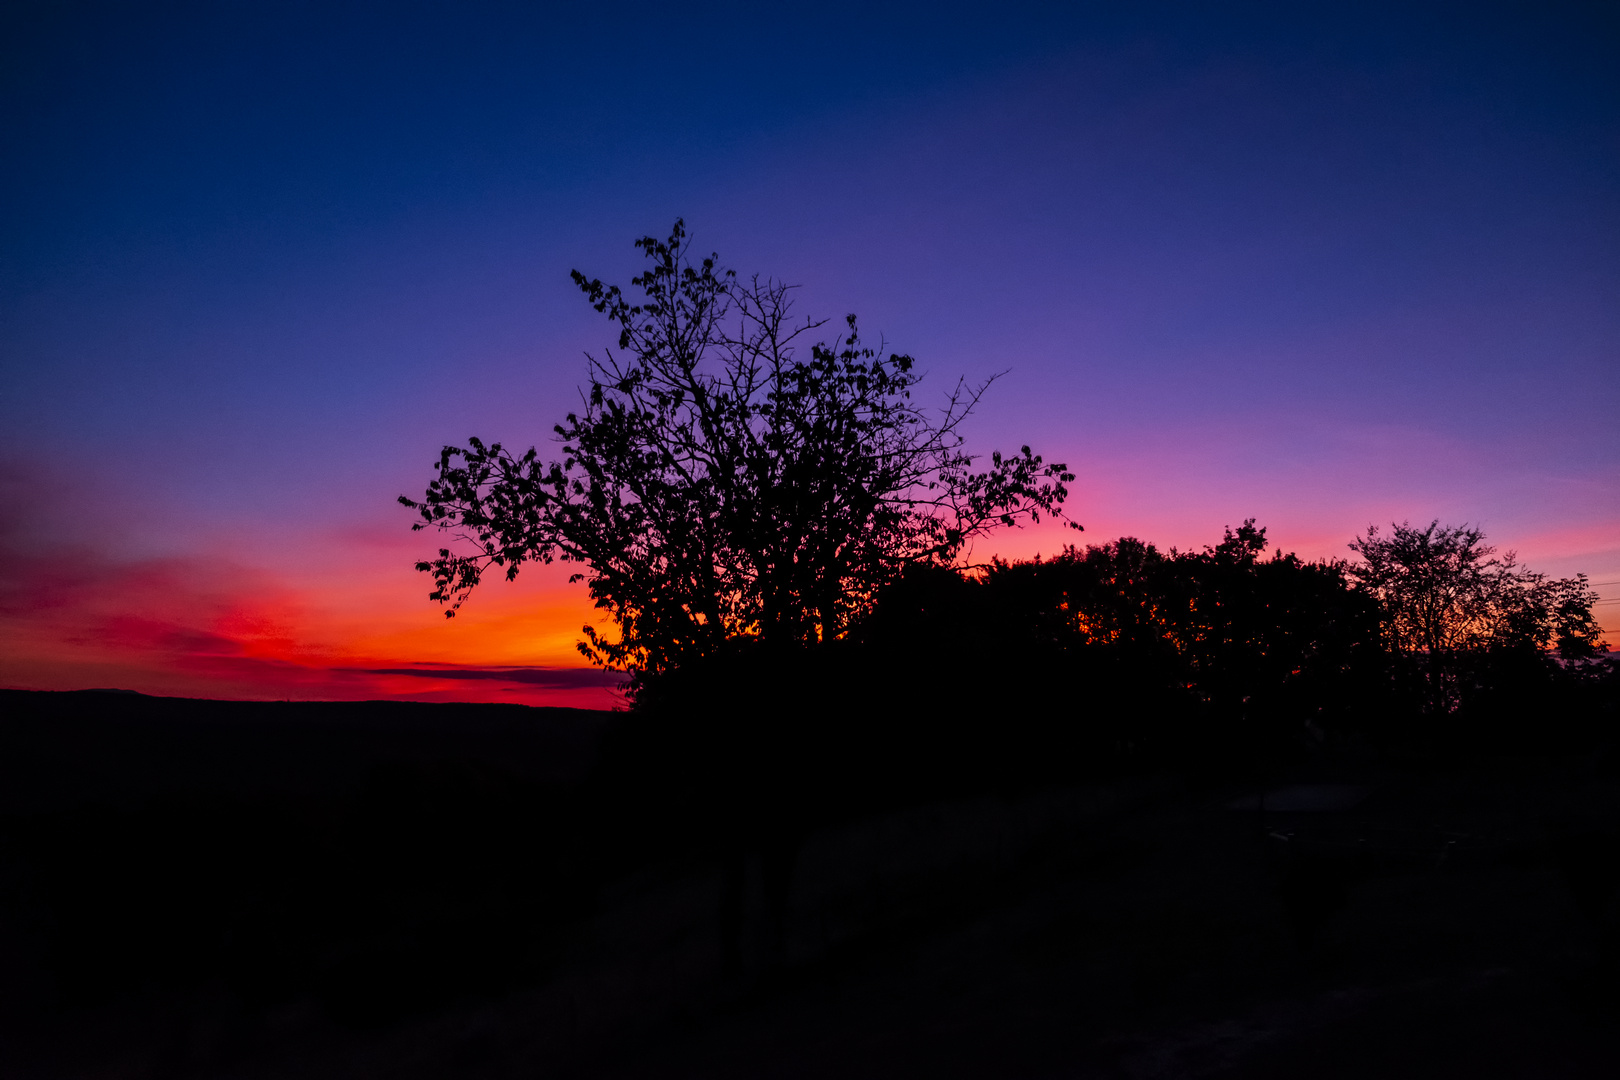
(0, 690, 616, 1040)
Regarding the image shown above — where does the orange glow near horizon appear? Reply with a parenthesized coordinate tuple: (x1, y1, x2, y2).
(0, 532, 626, 708)
(4, 507, 1614, 706)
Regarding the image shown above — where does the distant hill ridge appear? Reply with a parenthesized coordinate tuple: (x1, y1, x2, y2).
(0, 689, 613, 814)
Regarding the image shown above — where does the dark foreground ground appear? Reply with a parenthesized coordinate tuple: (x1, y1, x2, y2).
(2, 689, 1618, 1078)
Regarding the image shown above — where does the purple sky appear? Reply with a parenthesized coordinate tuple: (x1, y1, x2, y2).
(2, 1, 1616, 702)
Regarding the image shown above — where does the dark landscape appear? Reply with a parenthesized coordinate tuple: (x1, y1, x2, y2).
(3, 608, 1617, 1076)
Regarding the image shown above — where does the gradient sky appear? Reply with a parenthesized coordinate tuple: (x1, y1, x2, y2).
(3, 1, 1617, 707)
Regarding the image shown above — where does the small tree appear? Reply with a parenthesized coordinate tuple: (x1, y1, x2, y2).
(402, 222, 1076, 692)
(1347, 520, 1604, 713)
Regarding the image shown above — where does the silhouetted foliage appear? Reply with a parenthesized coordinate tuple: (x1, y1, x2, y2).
(389, 253, 1617, 993)
(402, 221, 1075, 691)
(836, 521, 1390, 781)
(1348, 520, 1605, 715)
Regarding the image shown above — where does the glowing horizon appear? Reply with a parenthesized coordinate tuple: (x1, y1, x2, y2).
(3, 477, 1611, 707)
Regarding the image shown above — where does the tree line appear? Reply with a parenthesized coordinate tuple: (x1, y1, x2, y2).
(404, 222, 1612, 789)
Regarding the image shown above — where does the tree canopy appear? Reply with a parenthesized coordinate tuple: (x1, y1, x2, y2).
(1347, 520, 1605, 713)
(1348, 520, 1603, 657)
(402, 222, 1076, 689)
(843, 520, 1388, 773)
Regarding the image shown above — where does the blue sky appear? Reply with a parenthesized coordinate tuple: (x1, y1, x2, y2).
(2, 1, 1616, 699)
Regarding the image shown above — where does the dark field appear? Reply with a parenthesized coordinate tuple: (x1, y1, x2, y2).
(2, 689, 1618, 1078)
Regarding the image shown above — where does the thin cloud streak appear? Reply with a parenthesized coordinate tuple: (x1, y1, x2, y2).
(361, 665, 627, 689)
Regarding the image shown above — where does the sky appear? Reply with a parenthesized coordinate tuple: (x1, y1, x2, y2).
(2, 0, 1616, 707)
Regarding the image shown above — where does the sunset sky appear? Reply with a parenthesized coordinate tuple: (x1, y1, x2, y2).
(3, 1, 1616, 708)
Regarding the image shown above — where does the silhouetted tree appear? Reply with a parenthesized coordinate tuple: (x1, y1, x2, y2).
(853, 522, 1388, 778)
(401, 223, 1078, 976)
(1347, 520, 1604, 714)
(402, 221, 1076, 692)
(1165, 521, 1387, 764)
